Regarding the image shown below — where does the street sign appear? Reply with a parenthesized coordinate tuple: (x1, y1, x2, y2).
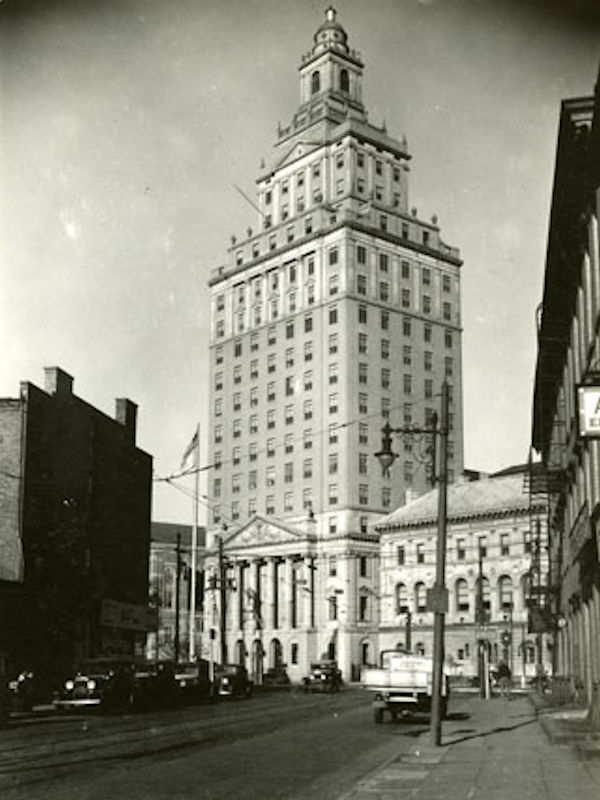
(426, 585, 448, 613)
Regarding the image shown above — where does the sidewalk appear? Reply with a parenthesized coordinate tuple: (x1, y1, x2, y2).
(340, 694, 600, 799)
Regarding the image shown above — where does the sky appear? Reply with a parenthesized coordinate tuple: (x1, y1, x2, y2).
(1, 0, 599, 525)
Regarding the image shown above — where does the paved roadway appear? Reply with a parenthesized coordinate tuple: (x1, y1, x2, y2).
(0, 687, 434, 800)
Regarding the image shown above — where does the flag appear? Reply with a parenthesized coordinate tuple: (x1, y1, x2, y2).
(180, 427, 199, 470)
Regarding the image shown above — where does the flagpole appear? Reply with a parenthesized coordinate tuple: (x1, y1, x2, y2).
(188, 425, 200, 661)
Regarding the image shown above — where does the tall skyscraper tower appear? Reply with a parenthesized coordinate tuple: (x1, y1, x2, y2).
(204, 8, 464, 680)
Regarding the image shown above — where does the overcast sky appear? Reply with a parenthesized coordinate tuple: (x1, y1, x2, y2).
(2, 0, 599, 525)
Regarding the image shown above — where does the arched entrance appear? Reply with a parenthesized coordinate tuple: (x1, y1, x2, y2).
(251, 639, 264, 684)
(235, 639, 246, 666)
(270, 638, 283, 669)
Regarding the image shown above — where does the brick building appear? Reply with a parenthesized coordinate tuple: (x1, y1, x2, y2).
(532, 65, 600, 702)
(0, 367, 152, 680)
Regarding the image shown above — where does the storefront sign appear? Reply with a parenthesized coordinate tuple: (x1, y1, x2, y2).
(100, 598, 158, 632)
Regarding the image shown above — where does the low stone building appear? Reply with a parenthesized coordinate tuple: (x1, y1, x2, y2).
(373, 468, 551, 683)
(147, 522, 206, 662)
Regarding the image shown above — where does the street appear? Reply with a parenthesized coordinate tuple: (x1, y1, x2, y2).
(1, 687, 433, 800)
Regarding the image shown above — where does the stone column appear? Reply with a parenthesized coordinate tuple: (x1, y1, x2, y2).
(285, 557, 295, 629)
(270, 557, 279, 630)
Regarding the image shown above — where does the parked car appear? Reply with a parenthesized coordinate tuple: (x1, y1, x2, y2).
(303, 660, 343, 693)
(262, 664, 291, 688)
(174, 660, 212, 704)
(213, 664, 253, 699)
(54, 658, 136, 712)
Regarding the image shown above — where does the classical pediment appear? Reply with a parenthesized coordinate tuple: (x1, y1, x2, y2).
(223, 515, 313, 553)
(273, 140, 322, 171)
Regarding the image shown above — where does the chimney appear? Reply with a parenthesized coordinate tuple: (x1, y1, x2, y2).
(115, 398, 137, 444)
(44, 366, 73, 397)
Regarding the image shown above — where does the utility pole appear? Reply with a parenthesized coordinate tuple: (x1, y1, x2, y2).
(218, 535, 228, 666)
(174, 532, 181, 664)
(429, 380, 449, 747)
(375, 381, 449, 746)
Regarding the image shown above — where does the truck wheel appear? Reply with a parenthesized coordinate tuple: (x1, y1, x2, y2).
(374, 708, 384, 724)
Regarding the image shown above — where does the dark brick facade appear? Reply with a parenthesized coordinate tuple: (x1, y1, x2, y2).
(0, 367, 152, 681)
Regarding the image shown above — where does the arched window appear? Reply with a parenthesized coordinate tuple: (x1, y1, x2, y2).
(455, 578, 469, 612)
(311, 70, 320, 95)
(498, 575, 513, 612)
(395, 582, 408, 614)
(340, 68, 349, 92)
(415, 582, 427, 612)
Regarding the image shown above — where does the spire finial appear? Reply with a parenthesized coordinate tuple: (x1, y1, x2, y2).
(326, 6, 336, 22)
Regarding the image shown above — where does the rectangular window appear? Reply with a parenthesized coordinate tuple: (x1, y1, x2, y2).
(403, 318, 412, 336)
(416, 543, 425, 564)
(402, 288, 410, 308)
(329, 304, 338, 324)
(359, 484, 369, 505)
(403, 374, 412, 395)
(329, 333, 338, 354)
(443, 302, 452, 321)
(381, 368, 390, 389)
(328, 392, 338, 414)
(357, 244, 366, 264)
(303, 458, 313, 479)
(443, 275, 451, 293)
(329, 247, 339, 266)
(285, 348, 294, 368)
(358, 304, 367, 324)
(304, 341, 313, 362)
(401, 260, 410, 279)
(359, 363, 368, 384)
(445, 329, 453, 348)
(423, 295, 431, 314)
(328, 453, 338, 474)
(381, 339, 390, 360)
(328, 483, 338, 505)
(358, 453, 368, 475)
(357, 274, 367, 295)
(329, 423, 338, 444)
(358, 393, 368, 414)
(403, 345, 412, 366)
(379, 281, 389, 302)
(397, 546, 405, 565)
(422, 267, 431, 286)
(381, 310, 389, 330)
(501, 533, 510, 556)
(359, 423, 368, 444)
(285, 405, 294, 425)
(358, 333, 367, 354)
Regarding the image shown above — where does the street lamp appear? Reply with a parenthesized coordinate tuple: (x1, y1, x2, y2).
(375, 381, 450, 747)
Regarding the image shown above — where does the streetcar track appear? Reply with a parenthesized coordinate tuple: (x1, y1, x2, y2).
(0, 691, 368, 788)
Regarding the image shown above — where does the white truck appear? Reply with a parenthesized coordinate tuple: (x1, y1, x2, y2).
(361, 649, 450, 724)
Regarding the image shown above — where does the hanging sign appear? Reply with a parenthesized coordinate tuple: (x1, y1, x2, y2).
(577, 384, 600, 438)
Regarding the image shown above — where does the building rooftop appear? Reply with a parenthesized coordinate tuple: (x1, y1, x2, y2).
(151, 522, 206, 549)
(374, 471, 539, 532)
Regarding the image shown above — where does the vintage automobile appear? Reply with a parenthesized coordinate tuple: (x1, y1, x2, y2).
(213, 664, 253, 699)
(303, 660, 343, 693)
(54, 658, 136, 712)
(262, 664, 291, 689)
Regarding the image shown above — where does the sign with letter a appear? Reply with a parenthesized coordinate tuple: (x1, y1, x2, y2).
(577, 385, 600, 439)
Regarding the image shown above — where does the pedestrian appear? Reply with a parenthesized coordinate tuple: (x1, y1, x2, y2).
(496, 660, 512, 699)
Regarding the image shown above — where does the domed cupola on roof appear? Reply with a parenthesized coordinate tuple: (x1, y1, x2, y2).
(312, 6, 349, 55)
(297, 6, 365, 116)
